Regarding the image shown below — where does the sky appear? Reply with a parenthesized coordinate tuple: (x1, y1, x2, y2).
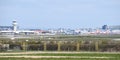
(0, 0, 120, 29)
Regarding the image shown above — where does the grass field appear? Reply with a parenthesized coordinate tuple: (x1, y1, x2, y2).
(0, 51, 120, 60)
(0, 58, 119, 60)
(0, 34, 120, 60)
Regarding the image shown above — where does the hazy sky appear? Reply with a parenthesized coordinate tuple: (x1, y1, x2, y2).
(0, 0, 120, 29)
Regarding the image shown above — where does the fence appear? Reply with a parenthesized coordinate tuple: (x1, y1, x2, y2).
(0, 40, 120, 52)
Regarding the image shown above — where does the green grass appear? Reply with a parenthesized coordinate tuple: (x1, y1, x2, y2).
(0, 52, 120, 60)
(0, 34, 120, 60)
(0, 53, 120, 57)
(0, 58, 119, 60)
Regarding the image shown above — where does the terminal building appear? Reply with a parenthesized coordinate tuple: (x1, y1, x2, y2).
(0, 26, 13, 31)
(0, 20, 35, 35)
(0, 20, 51, 35)
(109, 25, 120, 30)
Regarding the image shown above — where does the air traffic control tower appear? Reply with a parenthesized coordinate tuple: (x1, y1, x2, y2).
(12, 20, 17, 32)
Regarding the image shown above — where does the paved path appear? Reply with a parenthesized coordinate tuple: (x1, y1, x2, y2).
(0, 51, 120, 55)
(0, 56, 113, 58)
(0, 52, 117, 59)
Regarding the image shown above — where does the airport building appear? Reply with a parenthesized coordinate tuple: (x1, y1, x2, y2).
(0, 26, 13, 31)
(0, 21, 52, 36)
(0, 21, 120, 35)
(109, 25, 120, 30)
(0, 21, 35, 35)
